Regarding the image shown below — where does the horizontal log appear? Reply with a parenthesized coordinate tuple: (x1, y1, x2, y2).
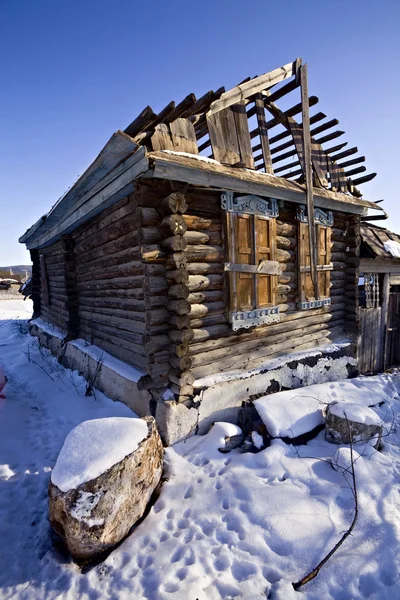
(184, 230, 221, 245)
(189, 309, 333, 357)
(161, 235, 187, 252)
(79, 321, 146, 355)
(190, 314, 227, 328)
(160, 214, 187, 237)
(276, 236, 296, 250)
(190, 302, 226, 319)
(168, 369, 195, 387)
(168, 283, 190, 299)
(169, 342, 189, 358)
(187, 274, 223, 292)
(276, 221, 296, 236)
(77, 232, 139, 265)
(165, 269, 189, 285)
(169, 355, 192, 370)
(192, 327, 331, 379)
(169, 314, 191, 330)
(140, 244, 166, 263)
(165, 252, 187, 270)
(167, 299, 191, 315)
(276, 248, 296, 263)
(169, 328, 194, 344)
(187, 262, 223, 275)
(184, 245, 224, 262)
(187, 290, 224, 304)
(76, 275, 144, 291)
(79, 308, 146, 332)
(140, 207, 160, 227)
(157, 192, 187, 216)
(183, 214, 220, 231)
(76, 261, 144, 281)
(138, 227, 162, 245)
(169, 383, 194, 397)
(137, 375, 168, 391)
(143, 275, 168, 295)
(191, 324, 231, 343)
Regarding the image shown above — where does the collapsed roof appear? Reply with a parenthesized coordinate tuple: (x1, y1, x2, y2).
(20, 58, 385, 250)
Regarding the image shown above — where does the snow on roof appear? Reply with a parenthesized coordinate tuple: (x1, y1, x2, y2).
(383, 240, 400, 259)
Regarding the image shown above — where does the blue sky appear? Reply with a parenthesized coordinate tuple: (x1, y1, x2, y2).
(1, 0, 399, 265)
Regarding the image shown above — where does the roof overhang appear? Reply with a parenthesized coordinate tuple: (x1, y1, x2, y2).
(145, 150, 384, 216)
(20, 146, 384, 251)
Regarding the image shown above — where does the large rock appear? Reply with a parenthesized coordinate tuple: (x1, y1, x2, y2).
(49, 416, 163, 561)
(325, 402, 382, 449)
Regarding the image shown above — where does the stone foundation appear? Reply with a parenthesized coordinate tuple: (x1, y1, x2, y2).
(29, 319, 357, 446)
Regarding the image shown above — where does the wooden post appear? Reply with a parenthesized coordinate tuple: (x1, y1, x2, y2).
(300, 64, 319, 300)
(380, 273, 390, 370)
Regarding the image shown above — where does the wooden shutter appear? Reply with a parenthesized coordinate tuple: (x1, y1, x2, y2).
(298, 221, 332, 308)
(256, 216, 277, 307)
(235, 214, 254, 310)
(227, 213, 278, 313)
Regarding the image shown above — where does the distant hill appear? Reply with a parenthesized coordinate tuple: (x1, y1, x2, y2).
(0, 265, 32, 280)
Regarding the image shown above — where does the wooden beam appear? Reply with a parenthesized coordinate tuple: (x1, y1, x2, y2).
(124, 105, 157, 138)
(267, 112, 326, 146)
(207, 60, 299, 116)
(270, 119, 340, 155)
(337, 155, 365, 169)
(352, 173, 377, 185)
(164, 94, 196, 123)
(344, 165, 366, 178)
(255, 93, 273, 174)
(300, 64, 319, 299)
(330, 146, 358, 162)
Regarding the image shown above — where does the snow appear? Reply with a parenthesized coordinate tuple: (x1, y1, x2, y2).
(329, 402, 381, 425)
(31, 316, 66, 339)
(384, 240, 400, 258)
(70, 338, 145, 383)
(70, 491, 104, 527)
(254, 388, 325, 438)
(161, 149, 221, 165)
(51, 417, 148, 492)
(1, 300, 400, 600)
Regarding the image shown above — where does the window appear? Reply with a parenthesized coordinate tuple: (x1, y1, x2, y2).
(297, 207, 333, 310)
(222, 192, 280, 330)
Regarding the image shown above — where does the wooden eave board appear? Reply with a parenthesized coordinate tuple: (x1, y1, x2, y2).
(20, 131, 138, 246)
(146, 151, 383, 215)
(25, 148, 150, 250)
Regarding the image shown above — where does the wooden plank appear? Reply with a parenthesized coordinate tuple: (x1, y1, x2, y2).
(207, 107, 241, 165)
(224, 261, 281, 275)
(232, 101, 255, 168)
(151, 123, 174, 151)
(300, 64, 318, 299)
(207, 61, 298, 116)
(169, 119, 198, 154)
(255, 94, 273, 174)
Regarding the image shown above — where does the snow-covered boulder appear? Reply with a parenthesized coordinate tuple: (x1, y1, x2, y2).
(49, 416, 163, 561)
(325, 402, 382, 448)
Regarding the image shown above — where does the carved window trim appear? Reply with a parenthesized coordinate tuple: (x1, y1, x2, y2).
(222, 192, 280, 330)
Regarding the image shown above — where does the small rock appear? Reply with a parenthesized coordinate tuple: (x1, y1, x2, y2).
(49, 416, 163, 561)
(325, 402, 382, 449)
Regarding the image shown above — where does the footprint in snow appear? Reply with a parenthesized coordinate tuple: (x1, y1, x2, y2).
(184, 485, 193, 499)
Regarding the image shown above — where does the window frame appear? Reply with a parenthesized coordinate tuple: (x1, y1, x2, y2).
(222, 192, 281, 330)
(296, 206, 333, 310)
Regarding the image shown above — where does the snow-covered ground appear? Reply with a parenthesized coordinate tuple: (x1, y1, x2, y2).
(0, 300, 399, 599)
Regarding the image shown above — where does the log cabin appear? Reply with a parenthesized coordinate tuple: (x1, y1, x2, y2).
(19, 59, 387, 444)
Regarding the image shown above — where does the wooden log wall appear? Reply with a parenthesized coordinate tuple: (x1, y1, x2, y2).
(71, 194, 149, 370)
(38, 240, 69, 330)
(29, 249, 41, 318)
(136, 181, 195, 399)
(182, 188, 355, 381)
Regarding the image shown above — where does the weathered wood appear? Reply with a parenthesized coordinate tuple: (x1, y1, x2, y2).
(160, 235, 187, 252)
(184, 245, 224, 263)
(254, 93, 273, 173)
(168, 369, 195, 387)
(169, 118, 198, 154)
(160, 214, 187, 237)
(157, 192, 188, 216)
(169, 314, 191, 330)
(184, 230, 221, 245)
(165, 270, 189, 284)
(187, 274, 223, 292)
(183, 214, 220, 231)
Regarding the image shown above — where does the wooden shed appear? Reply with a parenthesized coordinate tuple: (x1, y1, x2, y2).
(358, 223, 400, 373)
(20, 59, 386, 444)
